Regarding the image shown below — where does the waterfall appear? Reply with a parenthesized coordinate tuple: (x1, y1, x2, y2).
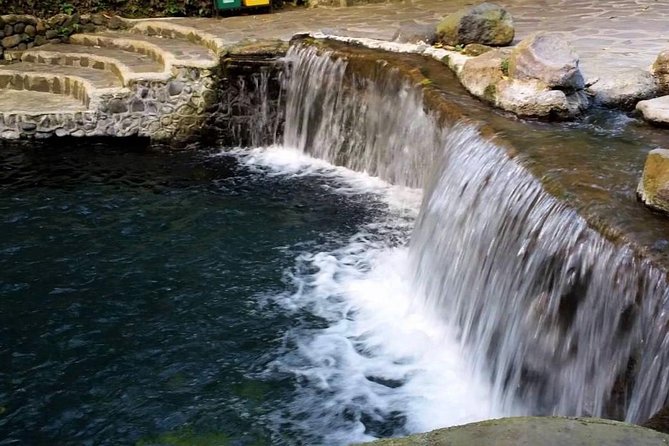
(281, 42, 669, 423)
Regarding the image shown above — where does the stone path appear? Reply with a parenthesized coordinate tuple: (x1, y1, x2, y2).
(1, 0, 669, 139)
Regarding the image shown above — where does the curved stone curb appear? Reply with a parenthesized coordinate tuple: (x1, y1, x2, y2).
(130, 20, 227, 57)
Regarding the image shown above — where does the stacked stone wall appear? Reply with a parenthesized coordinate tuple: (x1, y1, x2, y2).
(0, 13, 126, 60)
(0, 66, 218, 142)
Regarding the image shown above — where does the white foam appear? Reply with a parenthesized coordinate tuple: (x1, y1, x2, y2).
(225, 145, 422, 214)
(229, 145, 510, 444)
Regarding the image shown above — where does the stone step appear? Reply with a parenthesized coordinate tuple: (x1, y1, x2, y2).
(18, 43, 168, 86)
(0, 90, 87, 115)
(0, 61, 127, 107)
(69, 31, 218, 71)
(128, 20, 225, 55)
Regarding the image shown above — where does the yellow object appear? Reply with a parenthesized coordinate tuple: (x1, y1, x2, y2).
(243, 0, 270, 6)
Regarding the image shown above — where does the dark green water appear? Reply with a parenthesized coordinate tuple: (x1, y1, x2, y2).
(0, 140, 389, 446)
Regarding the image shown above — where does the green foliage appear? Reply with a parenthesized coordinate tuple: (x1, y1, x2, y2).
(500, 58, 509, 76)
(57, 23, 80, 37)
(0, 0, 215, 18)
(60, 2, 75, 14)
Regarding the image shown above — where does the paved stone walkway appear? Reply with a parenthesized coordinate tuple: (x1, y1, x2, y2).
(163, 0, 669, 83)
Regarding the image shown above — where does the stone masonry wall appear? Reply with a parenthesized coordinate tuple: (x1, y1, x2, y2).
(0, 13, 126, 60)
(0, 66, 218, 142)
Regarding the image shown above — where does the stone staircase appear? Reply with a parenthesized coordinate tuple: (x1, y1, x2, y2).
(0, 19, 221, 141)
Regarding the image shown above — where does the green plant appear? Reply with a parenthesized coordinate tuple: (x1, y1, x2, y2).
(164, 0, 185, 16)
(56, 23, 80, 38)
(500, 58, 509, 76)
(61, 2, 75, 14)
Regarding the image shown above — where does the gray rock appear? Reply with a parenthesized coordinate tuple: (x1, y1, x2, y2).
(24, 24, 36, 37)
(637, 95, 669, 126)
(1, 130, 20, 140)
(3, 25, 12, 37)
(45, 30, 58, 40)
(62, 13, 80, 30)
(589, 68, 658, 108)
(458, 46, 588, 118)
(508, 32, 584, 90)
(19, 122, 36, 131)
(91, 14, 105, 26)
(638, 148, 669, 214)
(108, 99, 128, 114)
(1, 34, 21, 49)
(652, 49, 669, 94)
(459, 49, 506, 100)
(16, 42, 27, 51)
(168, 81, 185, 96)
(34, 35, 47, 46)
(13, 22, 25, 34)
(436, 3, 514, 47)
(392, 21, 436, 44)
(107, 16, 126, 30)
(47, 14, 68, 28)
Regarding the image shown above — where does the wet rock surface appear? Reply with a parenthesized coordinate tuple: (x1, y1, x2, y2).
(590, 68, 658, 108)
(508, 32, 583, 90)
(637, 95, 669, 126)
(638, 148, 669, 214)
(457, 32, 588, 117)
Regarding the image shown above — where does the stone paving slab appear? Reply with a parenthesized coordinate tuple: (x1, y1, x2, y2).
(147, 0, 669, 85)
(0, 90, 86, 114)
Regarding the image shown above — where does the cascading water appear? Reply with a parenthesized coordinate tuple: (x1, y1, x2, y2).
(281, 42, 669, 425)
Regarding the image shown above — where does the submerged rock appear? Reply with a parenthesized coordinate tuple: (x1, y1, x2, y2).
(436, 3, 514, 47)
(359, 416, 669, 446)
(637, 95, 669, 126)
(508, 31, 584, 90)
(638, 148, 669, 214)
(643, 405, 669, 434)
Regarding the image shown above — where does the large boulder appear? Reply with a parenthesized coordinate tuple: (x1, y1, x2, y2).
(637, 95, 669, 126)
(652, 49, 669, 94)
(508, 32, 584, 90)
(588, 68, 657, 108)
(436, 3, 514, 47)
(456, 35, 589, 118)
(638, 148, 669, 214)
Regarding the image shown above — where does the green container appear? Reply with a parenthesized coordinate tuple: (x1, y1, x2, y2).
(215, 0, 241, 10)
